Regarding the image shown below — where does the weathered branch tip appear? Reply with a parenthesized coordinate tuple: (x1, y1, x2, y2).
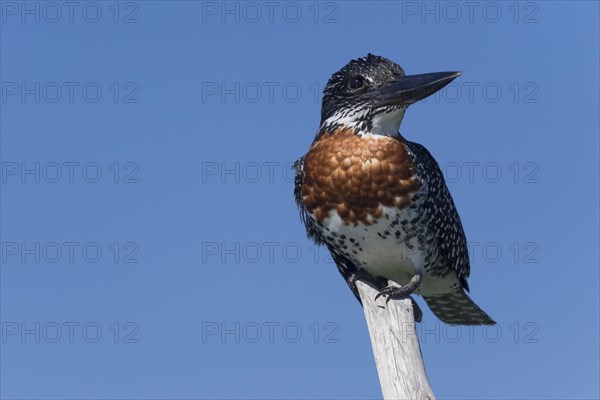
(356, 280, 435, 400)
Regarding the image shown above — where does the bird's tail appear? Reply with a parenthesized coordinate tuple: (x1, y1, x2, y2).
(423, 289, 495, 325)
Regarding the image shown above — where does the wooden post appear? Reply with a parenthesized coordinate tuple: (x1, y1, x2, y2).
(356, 280, 435, 400)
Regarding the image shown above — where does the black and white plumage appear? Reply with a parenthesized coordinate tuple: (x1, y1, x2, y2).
(294, 54, 494, 325)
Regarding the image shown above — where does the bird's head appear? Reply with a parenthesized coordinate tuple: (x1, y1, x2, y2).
(319, 54, 461, 137)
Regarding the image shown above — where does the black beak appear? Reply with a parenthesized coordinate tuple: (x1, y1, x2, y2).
(374, 71, 461, 107)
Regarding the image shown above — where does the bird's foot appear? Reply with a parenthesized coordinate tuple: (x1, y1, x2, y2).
(375, 273, 423, 304)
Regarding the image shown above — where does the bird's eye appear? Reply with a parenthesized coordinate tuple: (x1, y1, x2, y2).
(348, 76, 366, 90)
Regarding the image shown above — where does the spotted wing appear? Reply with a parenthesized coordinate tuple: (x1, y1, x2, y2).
(405, 141, 471, 289)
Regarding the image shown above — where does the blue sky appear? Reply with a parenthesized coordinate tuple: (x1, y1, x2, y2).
(1, 1, 598, 399)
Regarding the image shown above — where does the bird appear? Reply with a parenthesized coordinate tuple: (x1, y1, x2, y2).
(293, 54, 495, 325)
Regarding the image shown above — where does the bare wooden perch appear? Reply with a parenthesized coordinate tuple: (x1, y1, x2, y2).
(356, 280, 435, 400)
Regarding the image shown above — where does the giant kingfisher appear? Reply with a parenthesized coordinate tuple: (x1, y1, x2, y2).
(294, 54, 494, 325)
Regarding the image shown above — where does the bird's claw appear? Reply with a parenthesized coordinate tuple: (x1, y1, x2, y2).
(375, 285, 414, 303)
(375, 285, 424, 322)
(374, 273, 423, 304)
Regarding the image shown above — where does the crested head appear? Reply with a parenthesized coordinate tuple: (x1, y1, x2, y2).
(317, 54, 461, 139)
(319, 54, 407, 137)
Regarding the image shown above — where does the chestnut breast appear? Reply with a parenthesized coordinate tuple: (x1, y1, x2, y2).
(301, 129, 421, 226)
